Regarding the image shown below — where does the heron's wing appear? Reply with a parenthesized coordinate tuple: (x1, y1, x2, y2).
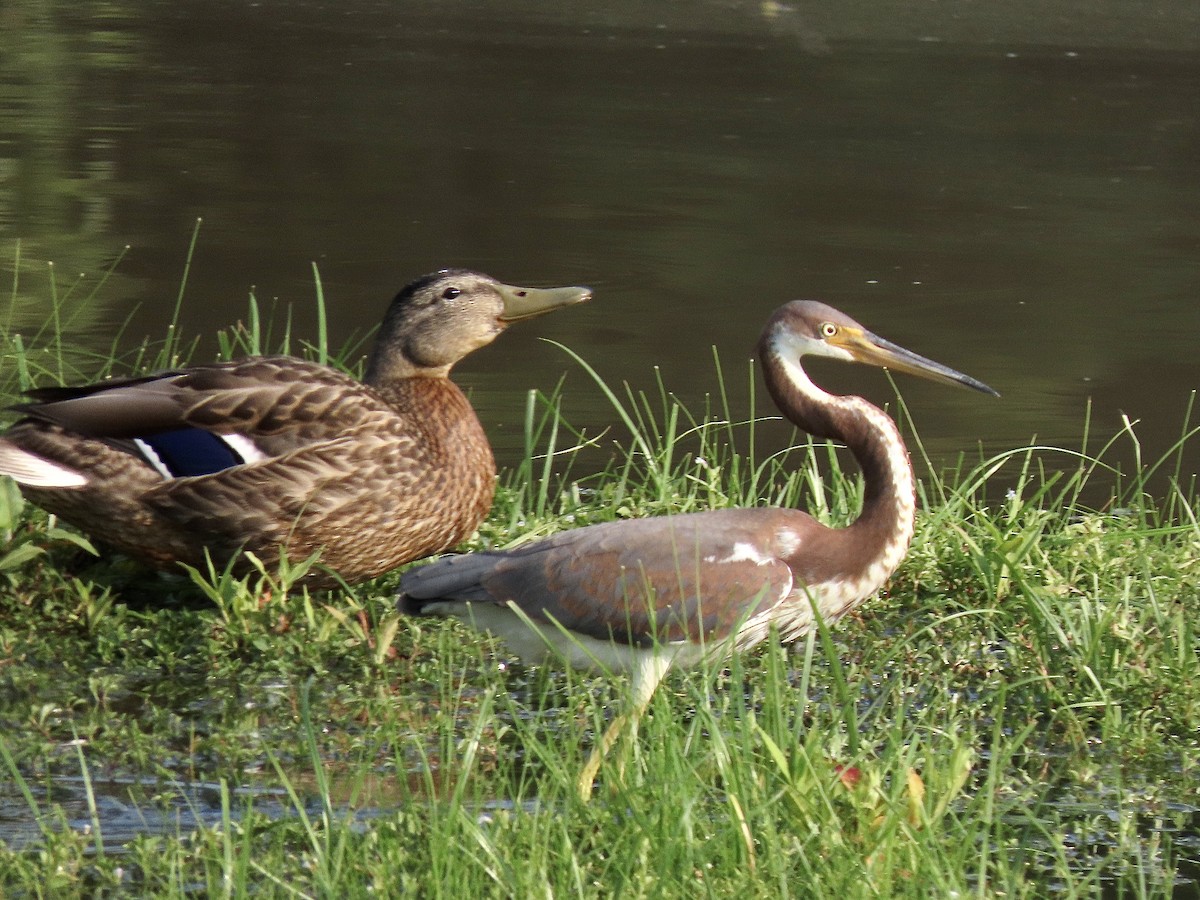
(402, 510, 799, 645)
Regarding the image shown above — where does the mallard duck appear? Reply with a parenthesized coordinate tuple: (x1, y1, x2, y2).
(0, 269, 591, 588)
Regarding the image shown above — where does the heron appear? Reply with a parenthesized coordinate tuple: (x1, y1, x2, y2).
(398, 299, 997, 797)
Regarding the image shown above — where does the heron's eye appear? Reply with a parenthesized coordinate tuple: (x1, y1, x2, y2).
(441, 287, 461, 300)
(820, 322, 838, 338)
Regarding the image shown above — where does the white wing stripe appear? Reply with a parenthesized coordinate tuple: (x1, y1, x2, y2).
(220, 433, 268, 464)
(133, 438, 173, 479)
(0, 443, 89, 488)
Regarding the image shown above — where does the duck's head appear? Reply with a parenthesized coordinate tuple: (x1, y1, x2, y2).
(365, 269, 591, 383)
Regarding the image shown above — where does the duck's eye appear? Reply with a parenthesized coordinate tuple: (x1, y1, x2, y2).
(820, 322, 838, 338)
(441, 287, 461, 300)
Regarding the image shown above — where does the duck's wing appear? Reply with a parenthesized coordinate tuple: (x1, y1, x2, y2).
(6, 357, 390, 480)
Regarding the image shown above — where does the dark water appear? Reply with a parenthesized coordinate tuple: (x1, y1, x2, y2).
(2, 0, 1200, 484)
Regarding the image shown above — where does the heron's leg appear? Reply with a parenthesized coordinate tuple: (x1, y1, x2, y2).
(577, 651, 673, 801)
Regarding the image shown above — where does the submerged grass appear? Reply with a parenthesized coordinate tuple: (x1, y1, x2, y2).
(0, 244, 1198, 896)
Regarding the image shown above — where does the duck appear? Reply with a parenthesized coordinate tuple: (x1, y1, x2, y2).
(398, 299, 996, 796)
(0, 269, 591, 588)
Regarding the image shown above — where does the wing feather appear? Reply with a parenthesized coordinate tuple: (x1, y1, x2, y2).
(11, 357, 390, 459)
(402, 509, 804, 645)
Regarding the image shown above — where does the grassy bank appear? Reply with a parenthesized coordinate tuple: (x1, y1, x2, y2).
(1, 251, 1198, 896)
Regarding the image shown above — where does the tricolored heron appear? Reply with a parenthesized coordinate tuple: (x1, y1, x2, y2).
(398, 299, 997, 797)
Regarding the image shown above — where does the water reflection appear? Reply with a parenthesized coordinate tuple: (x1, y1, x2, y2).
(0, 774, 293, 852)
(1, 0, 1198, 485)
(0, 1, 137, 371)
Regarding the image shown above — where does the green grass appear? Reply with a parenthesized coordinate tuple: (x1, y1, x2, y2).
(0, 244, 1197, 897)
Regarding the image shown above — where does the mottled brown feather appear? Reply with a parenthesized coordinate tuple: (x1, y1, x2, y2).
(0, 270, 589, 588)
(8, 373, 493, 586)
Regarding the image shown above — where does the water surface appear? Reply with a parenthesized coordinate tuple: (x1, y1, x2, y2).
(2, 0, 1199, 481)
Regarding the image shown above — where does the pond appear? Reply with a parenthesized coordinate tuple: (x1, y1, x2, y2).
(3, 0, 1199, 487)
(2, 3, 1200, 890)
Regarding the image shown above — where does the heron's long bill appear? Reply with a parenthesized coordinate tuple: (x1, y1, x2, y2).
(848, 331, 999, 397)
(495, 283, 592, 322)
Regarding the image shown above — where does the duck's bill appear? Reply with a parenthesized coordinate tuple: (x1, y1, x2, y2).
(851, 331, 999, 397)
(496, 283, 592, 322)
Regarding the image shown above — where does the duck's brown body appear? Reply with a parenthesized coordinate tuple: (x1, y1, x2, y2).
(0, 270, 589, 587)
(6, 363, 494, 587)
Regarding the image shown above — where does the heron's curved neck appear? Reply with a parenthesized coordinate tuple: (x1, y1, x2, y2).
(761, 346, 917, 578)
